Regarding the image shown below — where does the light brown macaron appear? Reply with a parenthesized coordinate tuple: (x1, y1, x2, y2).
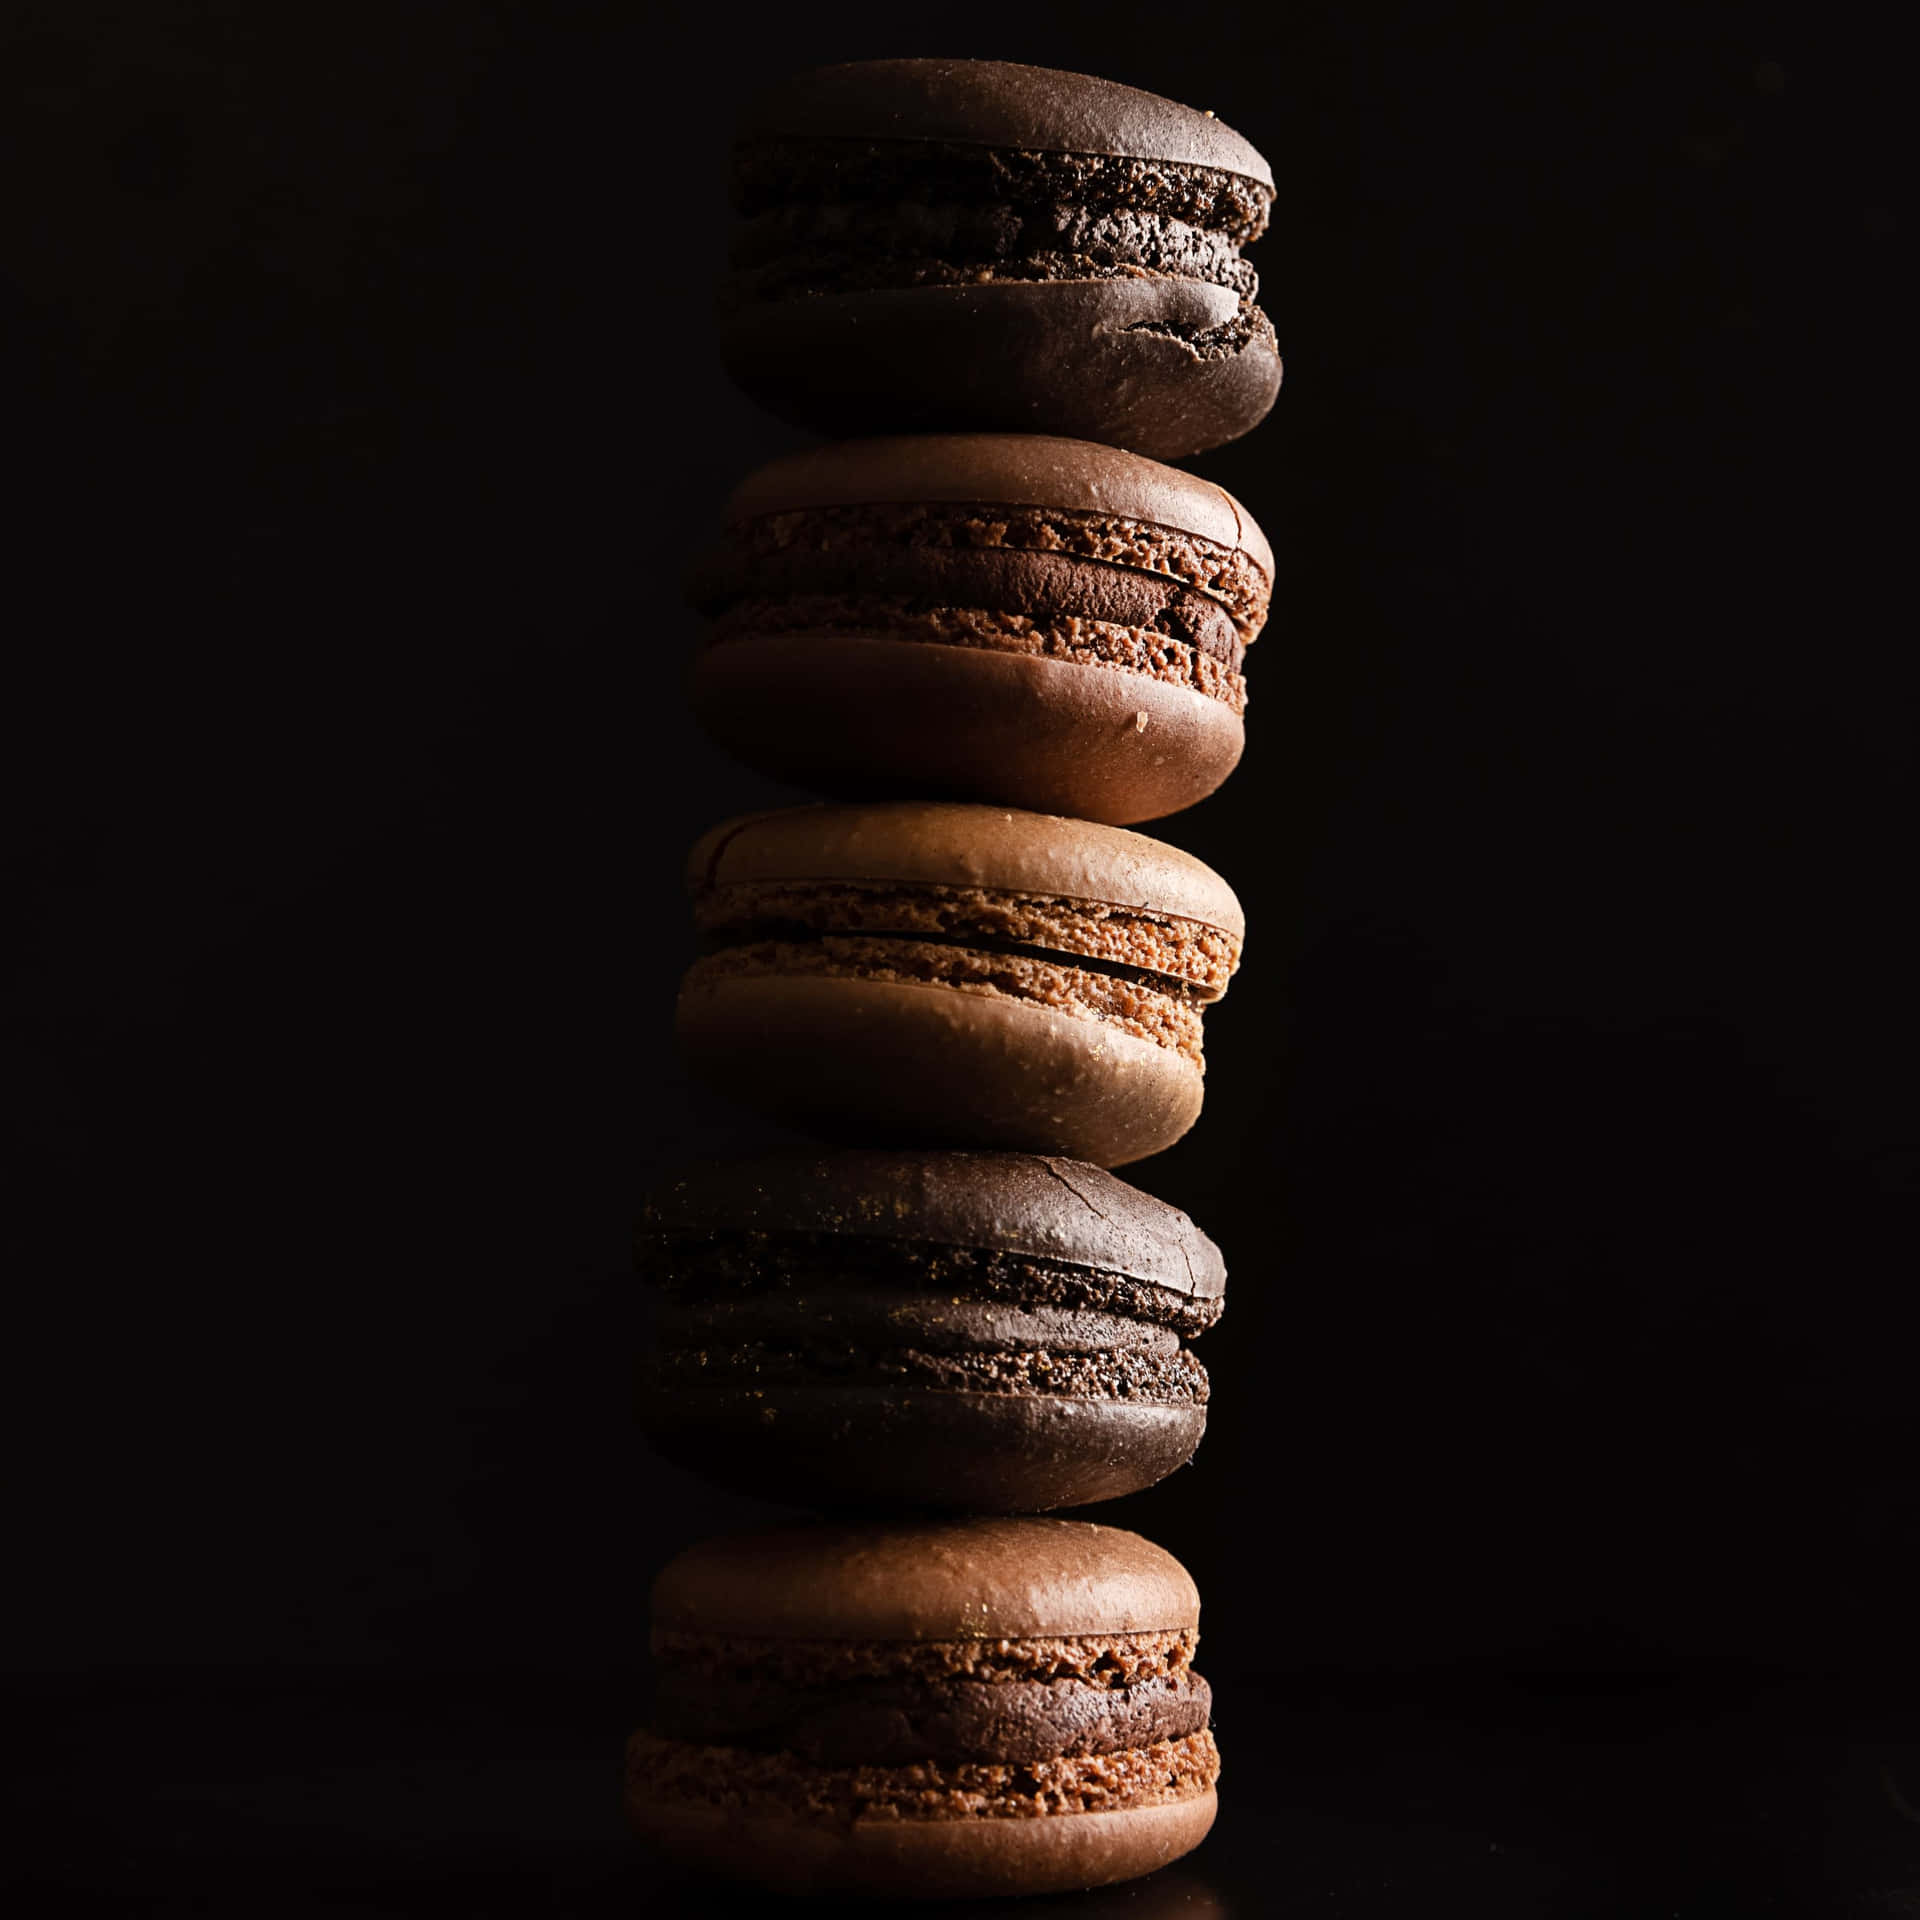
(628, 1517, 1218, 1898)
(688, 435, 1273, 825)
(677, 802, 1246, 1167)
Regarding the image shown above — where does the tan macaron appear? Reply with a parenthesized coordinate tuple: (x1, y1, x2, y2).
(676, 801, 1245, 1167)
(628, 1517, 1217, 1898)
(689, 433, 1273, 825)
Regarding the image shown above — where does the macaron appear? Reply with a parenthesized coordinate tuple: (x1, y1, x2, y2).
(722, 59, 1281, 458)
(688, 435, 1273, 825)
(677, 802, 1246, 1167)
(641, 1150, 1226, 1511)
(627, 1517, 1219, 1897)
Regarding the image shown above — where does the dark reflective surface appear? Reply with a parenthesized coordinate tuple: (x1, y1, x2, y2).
(11, 1672, 1918, 1916)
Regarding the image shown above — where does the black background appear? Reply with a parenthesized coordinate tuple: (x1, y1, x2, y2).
(6, 0, 1914, 1909)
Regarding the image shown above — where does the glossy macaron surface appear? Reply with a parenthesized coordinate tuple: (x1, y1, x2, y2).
(676, 802, 1245, 1167)
(720, 60, 1281, 457)
(689, 435, 1273, 824)
(640, 1150, 1226, 1511)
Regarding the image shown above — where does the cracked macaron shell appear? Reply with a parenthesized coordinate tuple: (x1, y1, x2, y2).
(719, 60, 1280, 457)
(641, 1151, 1225, 1510)
(642, 1149, 1226, 1309)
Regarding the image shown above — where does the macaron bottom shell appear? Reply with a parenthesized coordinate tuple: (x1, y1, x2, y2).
(676, 972, 1205, 1168)
(629, 1772, 1218, 1898)
(690, 632, 1245, 826)
(645, 1384, 1206, 1513)
(719, 278, 1280, 460)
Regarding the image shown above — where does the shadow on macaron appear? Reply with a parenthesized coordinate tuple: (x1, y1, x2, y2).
(628, 1517, 1220, 1899)
(722, 59, 1280, 459)
(688, 435, 1272, 825)
(640, 1150, 1226, 1512)
(676, 802, 1245, 1168)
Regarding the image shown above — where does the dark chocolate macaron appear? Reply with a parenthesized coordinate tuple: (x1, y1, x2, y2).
(723, 59, 1281, 458)
(641, 1150, 1225, 1511)
(677, 802, 1245, 1167)
(688, 435, 1272, 825)
(628, 1517, 1219, 1897)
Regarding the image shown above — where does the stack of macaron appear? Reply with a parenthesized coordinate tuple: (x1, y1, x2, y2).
(633, 59, 1278, 1898)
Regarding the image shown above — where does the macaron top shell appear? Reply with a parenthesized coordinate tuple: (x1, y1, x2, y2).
(688, 802, 1246, 944)
(644, 1150, 1225, 1306)
(737, 58, 1274, 190)
(724, 433, 1274, 587)
(652, 1517, 1200, 1641)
